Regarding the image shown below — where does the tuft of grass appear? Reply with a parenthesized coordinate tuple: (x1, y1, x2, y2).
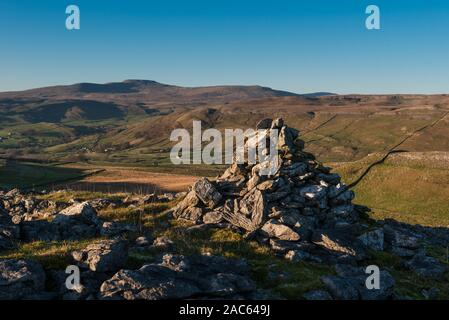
(0, 240, 95, 269)
(37, 190, 126, 203)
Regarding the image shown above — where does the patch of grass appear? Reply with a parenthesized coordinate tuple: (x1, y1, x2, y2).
(0, 160, 89, 190)
(0, 240, 95, 269)
(333, 159, 449, 227)
(37, 190, 126, 203)
(98, 206, 141, 223)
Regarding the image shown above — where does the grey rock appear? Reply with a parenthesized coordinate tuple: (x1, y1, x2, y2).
(321, 276, 359, 300)
(180, 206, 203, 223)
(101, 221, 137, 237)
(278, 126, 298, 153)
(172, 191, 200, 219)
(281, 163, 308, 177)
(330, 204, 355, 219)
(422, 287, 440, 300)
(404, 253, 447, 279)
(99, 254, 256, 300)
(0, 259, 46, 300)
(391, 231, 420, 249)
(202, 211, 224, 224)
(239, 189, 268, 228)
(269, 239, 315, 253)
(358, 270, 395, 300)
(50, 269, 109, 300)
(299, 185, 327, 201)
(318, 173, 341, 185)
(53, 202, 102, 240)
(193, 178, 222, 209)
(358, 229, 384, 251)
(256, 118, 273, 130)
(0, 207, 20, 251)
(262, 219, 300, 241)
(72, 239, 128, 272)
(285, 250, 311, 262)
(391, 246, 416, 257)
(312, 229, 366, 260)
(152, 236, 174, 250)
(333, 265, 395, 300)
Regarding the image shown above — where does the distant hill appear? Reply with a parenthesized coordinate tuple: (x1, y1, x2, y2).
(0, 80, 315, 101)
(0, 80, 339, 106)
(302, 92, 336, 97)
(0, 80, 335, 124)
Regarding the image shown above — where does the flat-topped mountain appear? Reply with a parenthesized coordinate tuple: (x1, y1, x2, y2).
(0, 80, 315, 103)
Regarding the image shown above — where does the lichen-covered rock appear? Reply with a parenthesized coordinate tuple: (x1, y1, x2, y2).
(404, 252, 447, 279)
(202, 211, 224, 224)
(262, 219, 300, 241)
(172, 190, 201, 220)
(72, 239, 128, 272)
(0, 208, 19, 251)
(53, 202, 102, 240)
(239, 189, 268, 228)
(0, 259, 46, 300)
(99, 254, 256, 300)
(312, 229, 366, 260)
(329, 264, 396, 300)
(358, 229, 384, 251)
(193, 178, 222, 209)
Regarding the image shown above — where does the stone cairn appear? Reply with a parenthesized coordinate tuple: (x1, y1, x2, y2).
(172, 118, 363, 263)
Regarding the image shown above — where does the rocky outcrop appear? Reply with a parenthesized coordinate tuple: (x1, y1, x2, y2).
(21, 202, 102, 242)
(99, 254, 257, 300)
(72, 239, 128, 272)
(0, 189, 64, 222)
(0, 205, 19, 252)
(53, 202, 102, 240)
(321, 264, 395, 300)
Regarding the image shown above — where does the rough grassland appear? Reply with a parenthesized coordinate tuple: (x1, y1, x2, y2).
(333, 154, 449, 227)
(2, 193, 447, 299)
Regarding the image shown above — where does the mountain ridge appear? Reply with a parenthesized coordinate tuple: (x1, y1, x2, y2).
(0, 79, 335, 99)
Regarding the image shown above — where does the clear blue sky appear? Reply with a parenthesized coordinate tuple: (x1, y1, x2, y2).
(1, 0, 448, 94)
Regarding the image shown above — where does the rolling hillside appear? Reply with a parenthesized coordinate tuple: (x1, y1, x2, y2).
(1, 81, 449, 228)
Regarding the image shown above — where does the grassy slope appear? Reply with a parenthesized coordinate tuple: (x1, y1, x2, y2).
(0, 160, 91, 189)
(333, 154, 449, 227)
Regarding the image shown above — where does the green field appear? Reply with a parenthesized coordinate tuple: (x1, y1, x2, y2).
(0, 160, 90, 190)
(333, 155, 449, 227)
